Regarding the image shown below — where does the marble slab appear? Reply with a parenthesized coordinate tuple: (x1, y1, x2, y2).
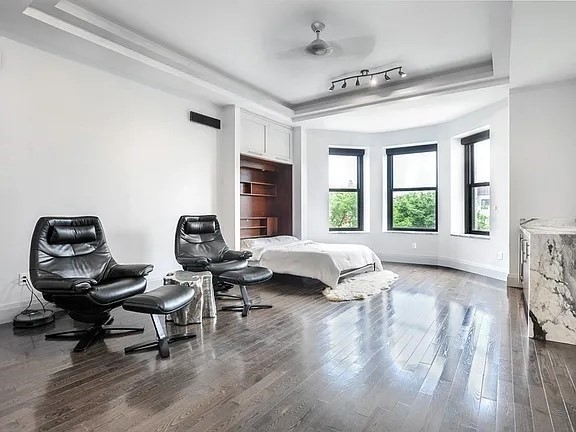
(521, 217, 576, 234)
(522, 218, 576, 345)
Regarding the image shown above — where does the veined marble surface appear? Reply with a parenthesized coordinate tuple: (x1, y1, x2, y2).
(521, 217, 576, 234)
(522, 218, 576, 345)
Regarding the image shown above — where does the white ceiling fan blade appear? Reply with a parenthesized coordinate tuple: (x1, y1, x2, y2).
(329, 36, 376, 58)
(275, 46, 307, 60)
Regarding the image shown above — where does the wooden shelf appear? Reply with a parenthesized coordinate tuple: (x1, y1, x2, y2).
(240, 180, 276, 197)
(240, 155, 292, 240)
(240, 193, 276, 197)
(244, 181, 275, 186)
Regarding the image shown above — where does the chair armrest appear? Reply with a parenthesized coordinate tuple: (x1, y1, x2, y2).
(34, 278, 97, 294)
(223, 249, 253, 260)
(180, 257, 211, 265)
(106, 263, 154, 279)
(178, 256, 211, 270)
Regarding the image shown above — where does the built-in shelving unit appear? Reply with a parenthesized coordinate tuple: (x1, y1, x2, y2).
(240, 216, 278, 239)
(240, 155, 292, 241)
(240, 181, 277, 197)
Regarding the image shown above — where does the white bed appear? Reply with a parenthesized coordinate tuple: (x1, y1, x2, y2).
(241, 236, 383, 288)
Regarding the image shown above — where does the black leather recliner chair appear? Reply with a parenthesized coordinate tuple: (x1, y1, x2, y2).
(174, 215, 251, 296)
(29, 216, 154, 352)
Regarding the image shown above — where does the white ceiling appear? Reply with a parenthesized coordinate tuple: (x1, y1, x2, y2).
(510, 1, 576, 88)
(4, 1, 576, 134)
(298, 85, 508, 133)
(73, 0, 503, 105)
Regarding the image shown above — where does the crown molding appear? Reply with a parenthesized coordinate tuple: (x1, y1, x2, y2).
(15, 0, 510, 126)
(23, 0, 294, 122)
(292, 62, 508, 122)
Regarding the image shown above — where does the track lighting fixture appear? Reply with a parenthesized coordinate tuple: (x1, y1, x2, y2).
(328, 65, 407, 92)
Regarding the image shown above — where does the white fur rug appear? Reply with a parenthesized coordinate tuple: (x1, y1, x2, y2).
(322, 270, 399, 302)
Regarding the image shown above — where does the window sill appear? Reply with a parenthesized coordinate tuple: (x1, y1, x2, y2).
(329, 230, 370, 234)
(384, 230, 438, 235)
(450, 233, 491, 240)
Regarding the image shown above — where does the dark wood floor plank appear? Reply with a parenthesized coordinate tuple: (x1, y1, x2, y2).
(536, 341, 574, 432)
(1, 263, 576, 432)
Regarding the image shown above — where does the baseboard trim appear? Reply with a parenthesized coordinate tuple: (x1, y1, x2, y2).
(377, 253, 438, 267)
(377, 252, 508, 282)
(507, 274, 522, 288)
(0, 300, 44, 325)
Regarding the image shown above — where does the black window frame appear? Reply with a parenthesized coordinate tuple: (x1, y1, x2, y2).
(328, 148, 365, 232)
(386, 143, 438, 232)
(463, 130, 490, 236)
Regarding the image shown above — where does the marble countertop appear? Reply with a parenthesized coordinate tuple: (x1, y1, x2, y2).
(520, 218, 576, 235)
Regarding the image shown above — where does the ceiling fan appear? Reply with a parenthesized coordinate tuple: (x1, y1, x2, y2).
(305, 21, 333, 56)
(275, 21, 375, 60)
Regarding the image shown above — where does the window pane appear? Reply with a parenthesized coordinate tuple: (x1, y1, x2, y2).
(329, 191, 358, 229)
(392, 151, 436, 188)
(329, 155, 357, 188)
(472, 186, 490, 232)
(473, 140, 490, 183)
(392, 190, 436, 230)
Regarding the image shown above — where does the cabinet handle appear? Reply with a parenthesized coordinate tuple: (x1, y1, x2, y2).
(521, 239, 530, 263)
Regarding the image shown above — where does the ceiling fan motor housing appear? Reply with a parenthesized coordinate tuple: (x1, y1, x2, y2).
(306, 39, 332, 56)
(306, 21, 333, 56)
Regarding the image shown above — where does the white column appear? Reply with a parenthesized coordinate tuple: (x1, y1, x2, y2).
(292, 126, 307, 239)
(217, 105, 241, 249)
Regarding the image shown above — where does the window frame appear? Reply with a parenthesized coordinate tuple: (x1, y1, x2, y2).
(463, 130, 490, 236)
(328, 147, 365, 232)
(386, 143, 438, 232)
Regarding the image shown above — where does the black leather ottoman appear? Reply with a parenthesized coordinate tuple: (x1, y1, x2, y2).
(122, 284, 197, 358)
(218, 266, 273, 317)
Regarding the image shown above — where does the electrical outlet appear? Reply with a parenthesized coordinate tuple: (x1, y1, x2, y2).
(18, 273, 27, 286)
(497, 251, 504, 260)
(412, 242, 417, 249)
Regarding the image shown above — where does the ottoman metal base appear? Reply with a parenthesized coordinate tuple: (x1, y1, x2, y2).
(46, 316, 143, 352)
(220, 285, 272, 317)
(124, 314, 196, 358)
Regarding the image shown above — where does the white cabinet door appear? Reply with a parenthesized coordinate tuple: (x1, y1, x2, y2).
(241, 115, 267, 156)
(267, 123, 292, 163)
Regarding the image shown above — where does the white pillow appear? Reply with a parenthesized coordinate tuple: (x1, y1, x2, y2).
(241, 235, 299, 250)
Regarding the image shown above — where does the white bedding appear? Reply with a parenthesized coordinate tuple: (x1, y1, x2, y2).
(242, 236, 383, 288)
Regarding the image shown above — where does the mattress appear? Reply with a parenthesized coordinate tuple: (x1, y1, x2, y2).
(241, 236, 383, 288)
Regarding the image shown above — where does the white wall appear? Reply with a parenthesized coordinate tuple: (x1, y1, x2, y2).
(306, 127, 441, 261)
(438, 101, 510, 278)
(0, 37, 221, 322)
(508, 80, 576, 283)
(305, 101, 509, 280)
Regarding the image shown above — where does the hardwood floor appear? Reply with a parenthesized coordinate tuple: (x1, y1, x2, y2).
(1, 263, 576, 431)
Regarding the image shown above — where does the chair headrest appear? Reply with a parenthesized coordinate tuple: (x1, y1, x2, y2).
(49, 225, 97, 245)
(185, 221, 216, 235)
